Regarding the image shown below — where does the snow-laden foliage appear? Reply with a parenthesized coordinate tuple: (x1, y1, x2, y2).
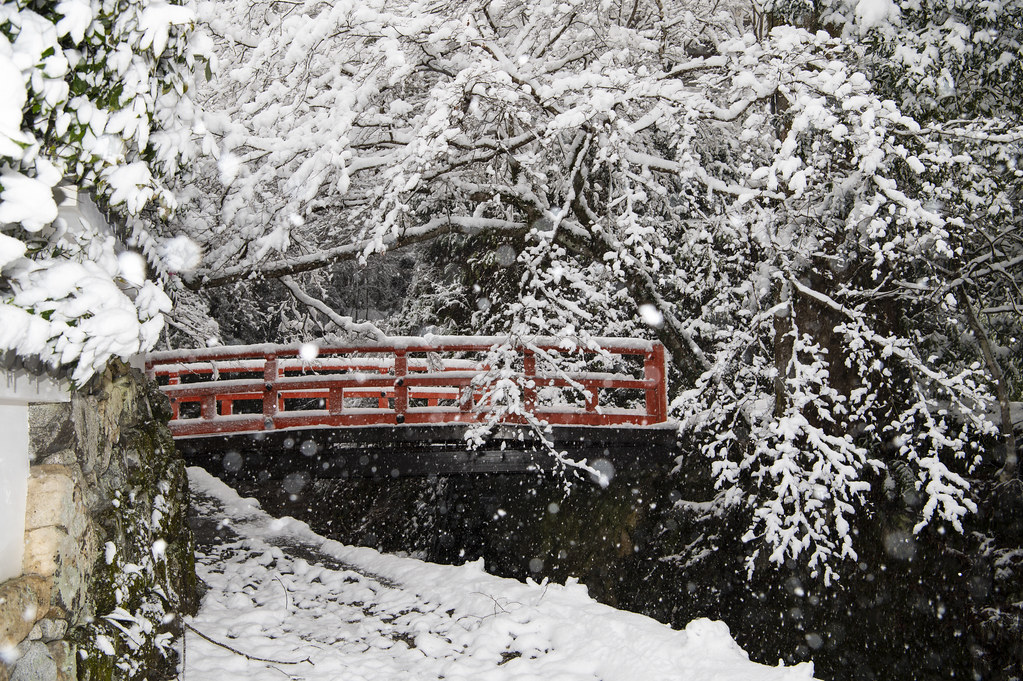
(0, 0, 203, 382)
(767, 0, 1023, 118)
(175, 0, 1020, 579)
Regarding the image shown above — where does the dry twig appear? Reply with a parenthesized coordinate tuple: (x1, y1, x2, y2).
(184, 622, 314, 665)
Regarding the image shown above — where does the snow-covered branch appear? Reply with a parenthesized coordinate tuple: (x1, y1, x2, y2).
(280, 276, 387, 342)
(190, 216, 527, 288)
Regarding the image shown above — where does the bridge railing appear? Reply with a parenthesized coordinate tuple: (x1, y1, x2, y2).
(146, 336, 668, 437)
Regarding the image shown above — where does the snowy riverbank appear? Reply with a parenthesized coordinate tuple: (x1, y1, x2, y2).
(183, 467, 816, 680)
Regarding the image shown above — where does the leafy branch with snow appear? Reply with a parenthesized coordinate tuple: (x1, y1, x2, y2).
(0, 0, 204, 383)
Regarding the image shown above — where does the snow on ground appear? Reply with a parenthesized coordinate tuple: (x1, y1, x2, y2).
(184, 467, 817, 681)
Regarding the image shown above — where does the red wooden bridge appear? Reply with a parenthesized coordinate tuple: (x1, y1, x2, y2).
(147, 336, 675, 476)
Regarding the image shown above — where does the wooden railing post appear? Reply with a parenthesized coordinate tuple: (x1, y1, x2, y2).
(644, 343, 668, 423)
(328, 387, 344, 415)
(263, 355, 278, 429)
(201, 395, 216, 420)
(378, 368, 389, 408)
(394, 351, 408, 423)
(523, 348, 536, 413)
(167, 373, 180, 419)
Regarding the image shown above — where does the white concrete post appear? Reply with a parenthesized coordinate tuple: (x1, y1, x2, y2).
(0, 369, 69, 583)
(0, 399, 29, 582)
(1, 185, 104, 582)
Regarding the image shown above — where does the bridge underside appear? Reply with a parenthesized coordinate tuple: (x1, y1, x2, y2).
(174, 423, 679, 480)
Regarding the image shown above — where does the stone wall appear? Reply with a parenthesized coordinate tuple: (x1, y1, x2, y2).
(0, 361, 196, 681)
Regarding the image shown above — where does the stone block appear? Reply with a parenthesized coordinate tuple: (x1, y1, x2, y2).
(20, 528, 64, 579)
(27, 619, 65, 643)
(49, 560, 88, 625)
(22, 506, 93, 622)
(45, 641, 73, 681)
(27, 405, 73, 463)
(39, 449, 76, 467)
(24, 467, 76, 532)
(27, 537, 87, 623)
(10, 641, 55, 681)
(0, 577, 50, 649)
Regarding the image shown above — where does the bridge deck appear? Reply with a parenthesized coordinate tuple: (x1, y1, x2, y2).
(174, 422, 679, 478)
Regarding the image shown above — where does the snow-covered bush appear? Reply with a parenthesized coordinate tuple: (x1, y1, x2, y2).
(0, 0, 203, 383)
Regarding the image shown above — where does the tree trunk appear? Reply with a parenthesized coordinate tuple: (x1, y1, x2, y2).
(957, 285, 1018, 481)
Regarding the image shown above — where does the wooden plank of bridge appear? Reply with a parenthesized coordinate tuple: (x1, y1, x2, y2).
(523, 349, 536, 413)
(328, 387, 343, 415)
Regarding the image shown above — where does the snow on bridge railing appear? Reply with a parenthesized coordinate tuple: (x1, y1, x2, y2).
(145, 335, 668, 438)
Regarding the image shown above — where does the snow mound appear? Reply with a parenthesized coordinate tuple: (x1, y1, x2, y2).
(187, 467, 816, 681)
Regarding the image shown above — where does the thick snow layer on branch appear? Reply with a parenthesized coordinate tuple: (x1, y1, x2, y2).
(854, 0, 898, 31)
(0, 171, 58, 231)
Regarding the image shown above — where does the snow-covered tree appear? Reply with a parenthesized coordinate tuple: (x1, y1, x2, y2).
(0, 0, 204, 383)
(762, 0, 1023, 489)
(174, 0, 1019, 579)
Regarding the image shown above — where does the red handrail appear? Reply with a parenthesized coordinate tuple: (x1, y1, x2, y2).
(146, 336, 668, 438)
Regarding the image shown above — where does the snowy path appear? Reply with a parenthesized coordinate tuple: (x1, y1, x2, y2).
(183, 467, 816, 681)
